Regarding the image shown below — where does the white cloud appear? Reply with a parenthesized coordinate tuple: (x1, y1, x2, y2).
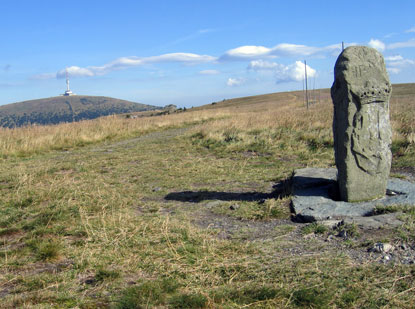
(368, 39, 386, 52)
(222, 43, 344, 61)
(386, 55, 415, 74)
(57, 66, 95, 78)
(271, 43, 321, 57)
(248, 60, 316, 84)
(221, 45, 272, 60)
(387, 67, 401, 75)
(91, 53, 216, 75)
(144, 53, 216, 64)
(248, 60, 279, 71)
(32, 53, 218, 80)
(199, 69, 220, 75)
(385, 55, 404, 61)
(275, 61, 316, 83)
(405, 26, 415, 33)
(227, 77, 245, 87)
(388, 39, 415, 49)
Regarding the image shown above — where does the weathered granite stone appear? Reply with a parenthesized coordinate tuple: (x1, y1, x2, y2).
(331, 46, 392, 202)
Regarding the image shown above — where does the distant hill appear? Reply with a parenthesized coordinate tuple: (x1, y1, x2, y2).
(192, 82, 415, 111)
(0, 95, 159, 128)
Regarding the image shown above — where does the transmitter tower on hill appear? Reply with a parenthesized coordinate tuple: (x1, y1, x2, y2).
(62, 68, 76, 96)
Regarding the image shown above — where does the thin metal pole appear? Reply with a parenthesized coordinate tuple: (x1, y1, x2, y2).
(342, 41, 344, 51)
(304, 60, 309, 109)
(303, 74, 306, 105)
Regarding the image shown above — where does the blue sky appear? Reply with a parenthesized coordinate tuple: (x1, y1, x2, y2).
(1, 0, 415, 107)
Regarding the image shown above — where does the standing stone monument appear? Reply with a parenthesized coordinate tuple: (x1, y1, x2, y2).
(331, 46, 392, 202)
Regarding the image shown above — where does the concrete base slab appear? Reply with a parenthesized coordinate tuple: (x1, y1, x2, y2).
(291, 168, 415, 226)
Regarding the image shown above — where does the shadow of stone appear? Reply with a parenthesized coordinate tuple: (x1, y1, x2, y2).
(164, 178, 293, 203)
(292, 176, 340, 201)
(165, 190, 275, 203)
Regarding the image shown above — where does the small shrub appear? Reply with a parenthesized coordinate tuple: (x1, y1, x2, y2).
(372, 205, 400, 215)
(95, 267, 120, 282)
(336, 222, 360, 238)
(116, 278, 179, 309)
(116, 281, 164, 308)
(34, 239, 62, 261)
(223, 129, 241, 143)
(302, 223, 328, 235)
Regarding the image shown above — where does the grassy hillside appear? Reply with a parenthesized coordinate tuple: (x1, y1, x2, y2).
(0, 84, 414, 307)
(0, 95, 158, 128)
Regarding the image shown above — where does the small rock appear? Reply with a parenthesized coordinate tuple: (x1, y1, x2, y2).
(152, 187, 162, 192)
(337, 230, 347, 239)
(230, 204, 240, 210)
(325, 235, 335, 242)
(320, 220, 342, 229)
(369, 242, 394, 253)
(383, 255, 391, 261)
(383, 243, 394, 253)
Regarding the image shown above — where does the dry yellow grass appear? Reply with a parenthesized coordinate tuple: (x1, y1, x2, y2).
(0, 84, 413, 160)
(0, 109, 229, 157)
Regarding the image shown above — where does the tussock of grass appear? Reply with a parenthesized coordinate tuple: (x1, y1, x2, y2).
(302, 222, 328, 235)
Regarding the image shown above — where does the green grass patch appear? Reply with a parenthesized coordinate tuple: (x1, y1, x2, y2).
(292, 286, 333, 308)
(211, 198, 291, 220)
(169, 292, 207, 308)
(116, 278, 181, 308)
(26, 238, 63, 261)
(302, 222, 328, 235)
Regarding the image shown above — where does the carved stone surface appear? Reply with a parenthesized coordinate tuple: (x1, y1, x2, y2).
(331, 46, 392, 202)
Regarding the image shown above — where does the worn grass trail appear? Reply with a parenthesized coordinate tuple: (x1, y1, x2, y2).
(1, 86, 415, 307)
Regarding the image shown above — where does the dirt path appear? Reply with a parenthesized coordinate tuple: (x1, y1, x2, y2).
(92, 126, 190, 151)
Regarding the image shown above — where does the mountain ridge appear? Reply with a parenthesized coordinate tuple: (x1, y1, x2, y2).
(0, 95, 159, 128)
